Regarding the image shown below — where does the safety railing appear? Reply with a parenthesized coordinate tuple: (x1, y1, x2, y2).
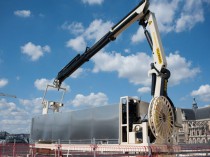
(36, 138, 119, 145)
(30, 143, 210, 157)
(0, 143, 30, 157)
(1, 143, 210, 157)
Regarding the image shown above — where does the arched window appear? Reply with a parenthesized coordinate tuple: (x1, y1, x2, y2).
(193, 138, 196, 144)
(197, 130, 199, 136)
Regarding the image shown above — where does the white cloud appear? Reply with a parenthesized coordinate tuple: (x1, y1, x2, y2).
(92, 50, 152, 86)
(124, 49, 130, 53)
(71, 92, 108, 107)
(1, 97, 45, 133)
(85, 19, 113, 41)
(43, 45, 51, 52)
(0, 99, 17, 114)
(151, 0, 178, 33)
(175, 1, 204, 32)
(0, 98, 31, 133)
(132, 0, 206, 42)
(0, 78, 8, 88)
(191, 84, 210, 102)
(167, 52, 200, 85)
(38, 13, 45, 18)
(1, 119, 29, 125)
(92, 51, 200, 86)
(70, 68, 84, 78)
(16, 76, 20, 80)
(19, 97, 43, 114)
(131, 27, 145, 43)
(14, 10, 31, 18)
(21, 42, 51, 61)
(138, 87, 150, 94)
(62, 22, 84, 35)
(81, 0, 104, 5)
(34, 78, 51, 90)
(132, 0, 178, 43)
(66, 36, 86, 52)
(34, 78, 70, 91)
(66, 19, 113, 52)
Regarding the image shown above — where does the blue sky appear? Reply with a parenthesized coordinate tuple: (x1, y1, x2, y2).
(0, 0, 210, 133)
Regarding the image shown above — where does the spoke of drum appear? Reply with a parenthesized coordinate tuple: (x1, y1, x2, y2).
(148, 96, 174, 140)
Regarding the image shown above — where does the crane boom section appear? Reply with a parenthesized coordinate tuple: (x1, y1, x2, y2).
(51, 0, 179, 143)
(111, 0, 149, 38)
(54, 0, 149, 87)
(148, 12, 167, 71)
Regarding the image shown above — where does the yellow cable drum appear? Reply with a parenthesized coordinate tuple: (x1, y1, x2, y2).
(148, 96, 174, 141)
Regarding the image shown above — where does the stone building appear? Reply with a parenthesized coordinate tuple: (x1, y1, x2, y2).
(0, 131, 9, 139)
(179, 98, 210, 144)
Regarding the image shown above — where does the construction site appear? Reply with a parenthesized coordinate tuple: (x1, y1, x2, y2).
(1, 0, 210, 156)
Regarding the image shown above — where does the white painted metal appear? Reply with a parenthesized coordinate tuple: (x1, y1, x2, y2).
(147, 12, 167, 98)
(119, 96, 149, 145)
(148, 96, 174, 143)
(111, 0, 148, 38)
(147, 12, 167, 71)
(42, 84, 66, 114)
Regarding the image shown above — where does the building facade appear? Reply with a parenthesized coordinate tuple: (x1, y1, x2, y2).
(179, 99, 210, 144)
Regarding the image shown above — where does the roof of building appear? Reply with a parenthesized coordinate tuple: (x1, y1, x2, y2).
(195, 106, 210, 119)
(181, 105, 210, 120)
(181, 108, 196, 120)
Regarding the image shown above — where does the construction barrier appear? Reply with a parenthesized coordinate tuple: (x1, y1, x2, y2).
(0, 143, 30, 157)
(1, 143, 210, 156)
